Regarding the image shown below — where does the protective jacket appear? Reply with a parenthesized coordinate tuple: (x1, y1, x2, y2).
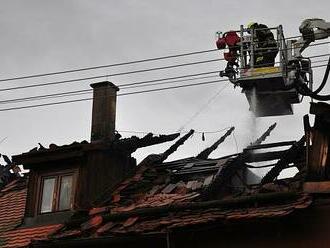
(251, 23, 278, 67)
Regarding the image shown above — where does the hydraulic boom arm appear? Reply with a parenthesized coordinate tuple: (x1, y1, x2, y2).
(294, 18, 330, 57)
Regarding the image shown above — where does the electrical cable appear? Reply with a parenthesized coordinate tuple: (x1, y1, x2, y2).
(0, 59, 222, 92)
(0, 41, 327, 96)
(293, 56, 330, 100)
(3, 32, 326, 81)
(120, 70, 220, 87)
(0, 48, 328, 96)
(312, 55, 330, 94)
(296, 78, 330, 101)
(0, 49, 219, 83)
(0, 78, 230, 112)
(177, 84, 229, 132)
(240, 40, 330, 52)
(119, 127, 231, 135)
(0, 32, 328, 82)
(0, 74, 221, 105)
(0, 62, 329, 112)
(0, 38, 328, 108)
(0, 60, 329, 107)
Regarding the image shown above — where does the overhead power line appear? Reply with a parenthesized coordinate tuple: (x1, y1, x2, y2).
(0, 74, 221, 105)
(177, 84, 229, 132)
(0, 46, 329, 95)
(0, 52, 328, 105)
(0, 59, 222, 92)
(0, 48, 219, 83)
(0, 78, 229, 112)
(0, 55, 329, 107)
(0, 61, 329, 112)
(119, 127, 232, 135)
(0, 35, 328, 84)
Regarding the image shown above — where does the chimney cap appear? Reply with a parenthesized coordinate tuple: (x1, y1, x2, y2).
(90, 81, 119, 91)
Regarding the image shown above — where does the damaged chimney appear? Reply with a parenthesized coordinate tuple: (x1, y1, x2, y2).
(90, 81, 119, 142)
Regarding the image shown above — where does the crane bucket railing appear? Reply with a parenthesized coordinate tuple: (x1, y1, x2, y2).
(235, 25, 288, 80)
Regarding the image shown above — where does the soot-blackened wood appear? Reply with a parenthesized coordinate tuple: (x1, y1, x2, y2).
(244, 150, 287, 163)
(196, 127, 235, 159)
(261, 136, 306, 185)
(160, 130, 194, 162)
(117, 133, 180, 153)
(77, 149, 135, 209)
(25, 171, 38, 217)
(248, 123, 277, 147)
(244, 141, 296, 151)
(202, 123, 279, 200)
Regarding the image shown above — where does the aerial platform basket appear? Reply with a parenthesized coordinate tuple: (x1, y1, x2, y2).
(227, 25, 304, 117)
(238, 66, 300, 117)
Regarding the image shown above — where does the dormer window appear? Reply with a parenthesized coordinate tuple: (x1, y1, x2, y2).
(39, 172, 75, 214)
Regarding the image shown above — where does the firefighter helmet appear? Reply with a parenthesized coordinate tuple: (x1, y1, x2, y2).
(247, 22, 257, 29)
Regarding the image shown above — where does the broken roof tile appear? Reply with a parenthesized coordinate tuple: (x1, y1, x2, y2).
(81, 215, 103, 232)
(186, 180, 197, 189)
(161, 183, 177, 194)
(96, 222, 117, 235)
(203, 175, 214, 187)
(123, 217, 139, 228)
(35, 129, 315, 244)
(148, 185, 162, 196)
(52, 229, 81, 240)
(89, 206, 109, 216)
(112, 194, 121, 203)
(192, 181, 203, 191)
(174, 185, 188, 195)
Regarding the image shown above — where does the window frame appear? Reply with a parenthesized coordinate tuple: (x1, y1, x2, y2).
(37, 170, 77, 214)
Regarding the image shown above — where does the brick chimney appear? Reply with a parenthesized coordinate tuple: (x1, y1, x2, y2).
(90, 81, 119, 142)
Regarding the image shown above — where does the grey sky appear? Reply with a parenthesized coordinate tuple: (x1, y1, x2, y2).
(0, 0, 329, 165)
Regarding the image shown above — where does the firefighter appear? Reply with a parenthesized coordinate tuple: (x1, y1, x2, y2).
(216, 31, 240, 79)
(247, 22, 279, 67)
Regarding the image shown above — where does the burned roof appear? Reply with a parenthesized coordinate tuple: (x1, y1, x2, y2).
(12, 132, 180, 166)
(3, 117, 324, 247)
(0, 154, 21, 190)
(36, 124, 315, 244)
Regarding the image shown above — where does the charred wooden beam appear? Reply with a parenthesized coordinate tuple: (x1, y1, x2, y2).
(244, 141, 295, 151)
(201, 124, 280, 200)
(248, 123, 277, 147)
(303, 181, 330, 193)
(0, 154, 22, 190)
(310, 102, 330, 116)
(117, 133, 180, 152)
(244, 162, 277, 169)
(201, 154, 246, 200)
(159, 130, 194, 162)
(304, 114, 311, 180)
(307, 103, 330, 180)
(245, 150, 287, 163)
(196, 127, 235, 159)
(260, 136, 306, 185)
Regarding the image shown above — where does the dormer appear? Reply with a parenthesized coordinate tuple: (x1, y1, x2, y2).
(12, 81, 179, 226)
(11, 82, 130, 225)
